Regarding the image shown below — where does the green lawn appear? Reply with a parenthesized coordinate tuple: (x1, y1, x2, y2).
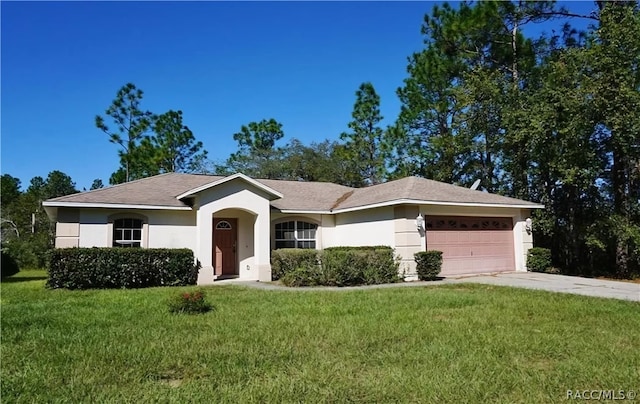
(2, 270, 639, 403)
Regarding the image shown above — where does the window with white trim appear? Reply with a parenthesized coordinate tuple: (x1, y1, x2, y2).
(275, 221, 317, 249)
(113, 218, 143, 248)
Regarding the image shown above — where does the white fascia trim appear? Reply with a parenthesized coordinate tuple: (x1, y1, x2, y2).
(331, 199, 545, 214)
(176, 173, 284, 200)
(277, 209, 333, 214)
(42, 201, 192, 211)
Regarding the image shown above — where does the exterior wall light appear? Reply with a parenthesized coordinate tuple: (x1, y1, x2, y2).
(416, 213, 425, 232)
(525, 217, 532, 234)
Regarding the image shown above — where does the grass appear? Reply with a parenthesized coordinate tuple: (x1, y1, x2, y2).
(1, 270, 639, 403)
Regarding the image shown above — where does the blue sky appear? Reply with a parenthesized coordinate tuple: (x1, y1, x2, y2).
(1, 1, 597, 191)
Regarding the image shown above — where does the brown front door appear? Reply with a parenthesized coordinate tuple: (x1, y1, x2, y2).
(213, 218, 237, 276)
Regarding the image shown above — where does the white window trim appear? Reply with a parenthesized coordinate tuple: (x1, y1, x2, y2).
(274, 219, 318, 249)
(107, 213, 149, 248)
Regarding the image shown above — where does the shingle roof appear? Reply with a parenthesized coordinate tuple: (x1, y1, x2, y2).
(46, 173, 223, 208)
(258, 179, 353, 211)
(335, 176, 541, 210)
(45, 173, 542, 211)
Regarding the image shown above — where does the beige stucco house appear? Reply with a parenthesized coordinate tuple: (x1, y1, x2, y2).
(43, 173, 543, 284)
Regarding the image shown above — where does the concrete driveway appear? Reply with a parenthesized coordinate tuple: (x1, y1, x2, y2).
(452, 272, 640, 302)
(215, 272, 639, 302)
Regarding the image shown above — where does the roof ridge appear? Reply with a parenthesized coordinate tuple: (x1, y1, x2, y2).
(257, 177, 354, 188)
(330, 190, 355, 210)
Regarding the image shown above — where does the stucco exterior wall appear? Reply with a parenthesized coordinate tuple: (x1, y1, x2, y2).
(195, 180, 273, 284)
(78, 209, 109, 247)
(328, 207, 395, 248)
(518, 208, 534, 271)
(75, 209, 196, 250)
(393, 205, 422, 278)
(147, 211, 196, 249)
(55, 208, 80, 248)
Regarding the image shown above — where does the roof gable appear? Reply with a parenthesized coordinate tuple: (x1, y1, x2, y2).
(176, 173, 283, 201)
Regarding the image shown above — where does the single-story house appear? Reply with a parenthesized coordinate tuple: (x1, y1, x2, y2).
(43, 173, 544, 283)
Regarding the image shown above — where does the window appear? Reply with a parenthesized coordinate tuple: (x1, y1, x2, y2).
(275, 221, 317, 249)
(216, 220, 232, 230)
(113, 218, 143, 247)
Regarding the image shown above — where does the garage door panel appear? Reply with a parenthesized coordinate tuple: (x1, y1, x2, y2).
(426, 216, 515, 276)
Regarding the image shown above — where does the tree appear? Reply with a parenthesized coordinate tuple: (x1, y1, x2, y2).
(281, 139, 354, 184)
(150, 110, 208, 173)
(2, 170, 78, 268)
(1, 175, 21, 207)
(338, 82, 389, 186)
(1, 175, 22, 240)
(584, 2, 640, 277)
(90, 179, 104, 190)
(391, 0, 639, 278)
(393, 3, 470, 185)
(220, 119, 286, 178)
(95, 83, 155, 183)
(43, 170, 78, 199)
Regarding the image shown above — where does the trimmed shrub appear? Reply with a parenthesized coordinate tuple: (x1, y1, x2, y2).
(47, 248, 200, 289)
(323, 246, 393, 252)
(271, 249, 319, 280)
(281, 266, 324, 287)
(414, 251, 442, 281)
(168, 289, 213, 314)
(1, 250, 20, 278)
(275, 246, 401, 287)
(321, 249, 365, 286)
(527, 247, 553, 273)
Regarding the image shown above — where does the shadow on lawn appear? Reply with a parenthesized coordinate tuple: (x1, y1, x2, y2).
(1, 275, 48, 283)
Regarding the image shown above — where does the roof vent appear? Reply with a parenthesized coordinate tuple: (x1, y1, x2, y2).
(470, 179, 481, 190)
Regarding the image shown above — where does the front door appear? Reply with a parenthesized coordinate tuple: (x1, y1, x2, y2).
(213, 218, 237, 276)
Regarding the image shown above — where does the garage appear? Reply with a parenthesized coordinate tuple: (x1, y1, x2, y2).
(425, 216, 515, 276)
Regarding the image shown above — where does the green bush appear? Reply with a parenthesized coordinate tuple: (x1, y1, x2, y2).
(47, 248, 200, 289)
(323, 246, 393, 252)
(271, 249, 319, 280)
(167, 289, 213, 314)
(321, 249, 365, 286)
(275, 246, 401, 287)
(1, 250, 20, 278)
(281, 266, 324, 287)
(527, 247, 553, 273)
(3, 236, 51, 269)
(414, 251, 442, 281)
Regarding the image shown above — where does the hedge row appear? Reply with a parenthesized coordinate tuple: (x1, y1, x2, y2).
(272, 246, 401, 287)
(271, 249, 319, 281)
(47, 248, 200, 289)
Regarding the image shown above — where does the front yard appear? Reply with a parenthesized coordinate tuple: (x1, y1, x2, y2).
(1, 270, 639, 402)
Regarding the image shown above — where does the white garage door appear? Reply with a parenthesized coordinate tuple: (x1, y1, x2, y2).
(425, 216, 515, 276)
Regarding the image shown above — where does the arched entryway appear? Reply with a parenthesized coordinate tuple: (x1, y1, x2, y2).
(213, 218, 237, 276)
(210, 208, 258, 280)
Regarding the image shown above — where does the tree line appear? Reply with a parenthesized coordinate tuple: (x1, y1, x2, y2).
(1, 1, 638, 277)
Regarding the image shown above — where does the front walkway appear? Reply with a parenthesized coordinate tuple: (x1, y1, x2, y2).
(213, 272, 640, 302)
